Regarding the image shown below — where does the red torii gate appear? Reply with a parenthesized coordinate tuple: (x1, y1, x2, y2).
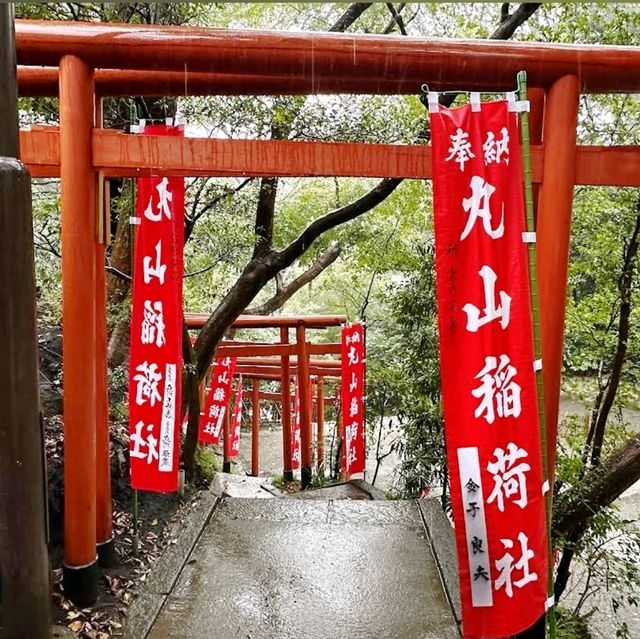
(190, 313, 344, 479)
(13, 18, 640, 604)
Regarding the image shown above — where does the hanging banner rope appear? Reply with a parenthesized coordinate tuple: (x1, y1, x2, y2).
(430, 96, 548, 637)
(228, 375, 244, 458)
(341, 322, 365, 478)
(199, 356, 237, 444)
(129, 123, 184, 493)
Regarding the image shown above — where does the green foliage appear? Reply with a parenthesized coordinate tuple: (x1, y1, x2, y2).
(372, 242, 446, 500)
(556, 607, 593, 639)
(564, 187, 639, 384)
(194, 445, 219, 485)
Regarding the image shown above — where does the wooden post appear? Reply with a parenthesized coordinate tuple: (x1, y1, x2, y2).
(536, 75, 579, 478)
(223, 401, 231, 473)
(280, 326, 293, 481)
(59, 54, 99, 605)
(94, 96, 114, 568)
(251, 379, 260, 477)
(317, 376, 325, 477)
(296, 324, 313, 488)
(0, 6, 51, 636)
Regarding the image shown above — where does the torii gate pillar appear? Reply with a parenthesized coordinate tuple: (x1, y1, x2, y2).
(536, 74, 580, 477)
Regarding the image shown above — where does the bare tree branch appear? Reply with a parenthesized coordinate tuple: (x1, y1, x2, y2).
(501, 3, 510, 24)
(329, 3, 373, 32)
(247, 242, 342, 315)
(253, 177, 278, 258)
(554, 432, 640, 538)
(492, 2, 541, 40)
(277, 178, 402, 268)
(590, 206, 640, 465)
(105, 265, 132, 282)
(384, 3, 407, 35)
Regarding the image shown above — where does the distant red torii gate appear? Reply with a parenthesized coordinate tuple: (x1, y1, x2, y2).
(189, 313, 344, 479)
(14, 19, 640, 604)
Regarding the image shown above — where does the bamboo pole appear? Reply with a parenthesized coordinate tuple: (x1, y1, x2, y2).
(518, 70, 555, 639)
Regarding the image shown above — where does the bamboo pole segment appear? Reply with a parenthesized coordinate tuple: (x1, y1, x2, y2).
(94, 95, 114, 568)
(59, 54, 99, 605)
(0, 6, 51, 636)
(536, 75, 579, 478)
(280, 327, 293, 482)
(251, 379, 260, 477)
(296, 326, 313, 488)
(317, 377, 325, 477)
(518, 70, 555, 639)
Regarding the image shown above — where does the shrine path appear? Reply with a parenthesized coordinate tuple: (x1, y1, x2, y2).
(128, 495, 460, 639)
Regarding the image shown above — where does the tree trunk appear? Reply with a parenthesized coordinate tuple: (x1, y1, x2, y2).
(554, 432, 640, 538)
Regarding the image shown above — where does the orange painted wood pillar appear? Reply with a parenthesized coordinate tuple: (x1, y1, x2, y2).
(280, 327, 293, 481)
(317, 376, 325, 476)
(59, 55, 99, 605)
(94, 95, 114, 568)
(251, 379, 260, 477)
(536, 75, 579, 478)
(528, 87, 545, 208)
(296, 324, 313, 488)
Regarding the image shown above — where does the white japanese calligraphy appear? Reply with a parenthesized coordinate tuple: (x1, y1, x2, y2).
(494, 532, 538, 598)
(446, 128, 476, 171)
(483, 128, 510, 165)
(143, 177, 173, 222)
(143, 241, 167, 285)
(487, 443, 530, 511)
(461, 176, 504, 241)
(130, 421, 159, 465)
(349, 371, 358, 393)
(141, 300, 166, 348)
(472, 354, 521, 424)
(133, 361, 163, 407)
(463, 265, 511, 332)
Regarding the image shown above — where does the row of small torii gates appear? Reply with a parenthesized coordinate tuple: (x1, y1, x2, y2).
(6, 14, 640, 620)
(186, 312, 346, 479)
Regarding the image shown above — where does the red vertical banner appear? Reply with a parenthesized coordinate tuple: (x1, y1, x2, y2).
(341, 323, 365, 478)
(129, 124, 184, 493)
(291, 378, 301, 470)
(199, 357, 237, 444)
(228, 376, 244, 458)
(430, 98, 548, 637)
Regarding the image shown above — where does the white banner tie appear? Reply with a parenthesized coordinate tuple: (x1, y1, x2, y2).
(427, 91, 440, 113)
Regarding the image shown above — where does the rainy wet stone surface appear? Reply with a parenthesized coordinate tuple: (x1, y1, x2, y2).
(141, 497, 459, 639)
